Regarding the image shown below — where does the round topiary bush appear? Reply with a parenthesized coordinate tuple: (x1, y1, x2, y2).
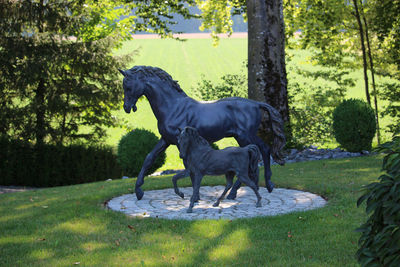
(332, 98, 376, 152)
(117, 129, 166, 177)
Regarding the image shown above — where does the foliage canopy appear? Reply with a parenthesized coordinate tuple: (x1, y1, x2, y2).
(0, 0, 198, 145)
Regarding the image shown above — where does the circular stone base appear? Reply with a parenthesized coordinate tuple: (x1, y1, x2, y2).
(107, 186, 326, 220)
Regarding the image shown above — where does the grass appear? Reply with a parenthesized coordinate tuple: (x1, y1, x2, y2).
(0, 155, 382, 266)
(108, 37, 395, 171)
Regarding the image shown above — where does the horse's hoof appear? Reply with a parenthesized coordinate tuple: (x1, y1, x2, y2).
(266, 181, 275, 193)
(179, 192, 184, 199)
(226, 192, 237, 200)
(256, 202, 262, 208)
(135, 188, 144, 200)
(212, 202, 219, 207)
(187, 208, 193, 213)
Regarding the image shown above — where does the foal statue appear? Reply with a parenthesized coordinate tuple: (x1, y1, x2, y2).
(177, 127, 262, 213)
(119, 66, 285, 201)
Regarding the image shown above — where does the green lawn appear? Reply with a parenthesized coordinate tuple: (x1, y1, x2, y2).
(0, 155, 382, 266)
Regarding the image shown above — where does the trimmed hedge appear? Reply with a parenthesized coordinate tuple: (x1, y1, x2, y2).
(0, 137, 121, 187)
(332, 99, 376, 152)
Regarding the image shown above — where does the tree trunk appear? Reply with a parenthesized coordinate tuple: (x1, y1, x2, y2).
(361, 7, 381, 145)
(352, 0, 371, 106)
(247, 0, 289, 124)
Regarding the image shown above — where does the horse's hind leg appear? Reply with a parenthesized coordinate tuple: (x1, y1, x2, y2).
(172, 169, 189, 198)
(213, 171, 234, 207)
(226, 179, 241, 200)
(250, 135, 274, 193)
(237, 174, 262, 208)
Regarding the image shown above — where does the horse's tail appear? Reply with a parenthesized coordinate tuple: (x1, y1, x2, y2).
(248, 144, 261, 183)
(259, 103, 286, 165)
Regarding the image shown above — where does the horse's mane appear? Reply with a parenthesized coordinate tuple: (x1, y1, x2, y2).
(126, 66, 186, 95)
(184, 127, 210, 148)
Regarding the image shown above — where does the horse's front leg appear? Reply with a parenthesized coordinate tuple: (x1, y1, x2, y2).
(135, 138, 169, 200)
(172, 169, 189, 198)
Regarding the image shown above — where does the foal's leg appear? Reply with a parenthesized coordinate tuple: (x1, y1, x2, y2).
(190, 174, 200, 202)
(237, 173, 262, 208)
(213, 171, 234, 207)
(187, 173, 202, 213)
(172, 169, 190, 198)
(227, 136, 251, 200)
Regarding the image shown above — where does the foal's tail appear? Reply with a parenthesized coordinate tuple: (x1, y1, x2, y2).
(259, 103, 286, 165)
(248, 145, 261, 183)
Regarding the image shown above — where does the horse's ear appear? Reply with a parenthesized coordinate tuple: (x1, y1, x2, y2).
(118, 69, 127, 77)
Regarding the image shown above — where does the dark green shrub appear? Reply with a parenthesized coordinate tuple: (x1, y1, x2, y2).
(117, 129, 166, 177)
(356, 134, 400, 267)
(0, 136, 121, 187)
(332, 99, 376, 152)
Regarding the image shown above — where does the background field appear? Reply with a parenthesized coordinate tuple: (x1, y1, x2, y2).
(109, 36, 392, 171)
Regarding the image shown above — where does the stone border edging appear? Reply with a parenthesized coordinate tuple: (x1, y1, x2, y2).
(107, 186, 326, 220)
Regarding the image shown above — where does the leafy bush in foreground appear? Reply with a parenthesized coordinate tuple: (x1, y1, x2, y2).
(117, 129, 166, 177)
(0, 137, 121, 187)
(333, 99, 376, 152)
(356, 134, 400, 267)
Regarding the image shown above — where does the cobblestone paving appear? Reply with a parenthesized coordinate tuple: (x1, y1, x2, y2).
(107, 186, 327, 220)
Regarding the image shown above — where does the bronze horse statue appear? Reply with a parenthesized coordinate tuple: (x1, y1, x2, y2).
(119, 66, 285, 201)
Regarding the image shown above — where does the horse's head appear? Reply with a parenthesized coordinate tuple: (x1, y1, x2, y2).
(119, 69, 146, 113)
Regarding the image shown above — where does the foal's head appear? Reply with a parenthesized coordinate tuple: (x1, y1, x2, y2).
(177, 127, 208, 159)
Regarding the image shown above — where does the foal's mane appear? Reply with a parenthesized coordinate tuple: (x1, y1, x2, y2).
(184, 127, 209, 148)
(126, 66, 186, 95)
